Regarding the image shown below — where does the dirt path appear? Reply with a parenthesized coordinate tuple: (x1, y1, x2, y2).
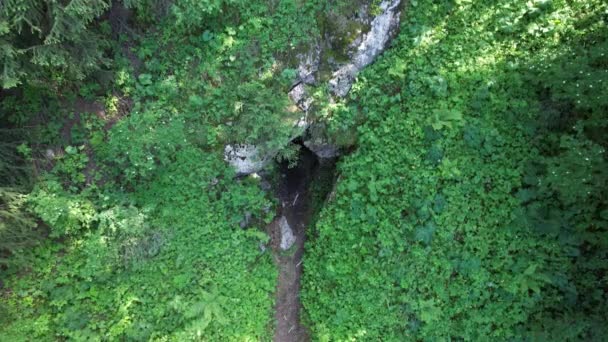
(272, 149, 316, 342)
(273, 210, 308, 342)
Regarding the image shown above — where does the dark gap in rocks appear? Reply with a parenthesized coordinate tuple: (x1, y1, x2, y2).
(276, 138, 319, 203)
(271, 138, 338, 342)
(274, 138, 339, 240)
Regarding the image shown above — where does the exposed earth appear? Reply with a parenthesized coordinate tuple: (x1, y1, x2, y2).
(271, 145, 318, 342)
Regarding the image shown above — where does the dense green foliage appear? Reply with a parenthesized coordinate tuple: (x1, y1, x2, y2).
(1, 0, 607, 340)
(303, 0, 608, 340)
(1, 0, 124, 88)
(0, 0, 328, 339)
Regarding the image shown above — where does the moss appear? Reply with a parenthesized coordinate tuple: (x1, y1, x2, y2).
(333, 126, 358, 148)
(283, 41, 316, 69)
(278, 0, 386, 83)
(314, 1, 374, 82)
(320, 13, 369, 54)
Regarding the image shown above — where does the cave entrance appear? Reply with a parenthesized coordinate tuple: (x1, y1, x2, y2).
(272, 139, 337, 342)
(276, 139, 318, 210)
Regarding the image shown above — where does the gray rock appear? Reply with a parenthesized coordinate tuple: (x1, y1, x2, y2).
(329, 0, 401, 97)
(260, 179, 272, 191)
(296, 43, 321, 85)
(303, 139, 340, 159)
(279, 216, 296, 250)
(224, 144, 270, 175)
(287, 43, 320, 114)
(288, 83, 314, 112)
(239, 211, 253, 229)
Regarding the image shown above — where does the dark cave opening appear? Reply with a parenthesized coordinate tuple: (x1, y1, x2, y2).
(271, 138, 338, 341)
(275, 139, 339, 216)
(276, 139, 318, 201)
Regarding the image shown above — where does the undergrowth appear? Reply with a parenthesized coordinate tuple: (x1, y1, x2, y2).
(0, 0, 606, 340)
(303, 0, 608, 340)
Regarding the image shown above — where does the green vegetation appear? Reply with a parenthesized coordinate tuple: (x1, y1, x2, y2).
(1, 0, 326, 339)
(303, 0, 608, 340)
(1, 0, 607, 341)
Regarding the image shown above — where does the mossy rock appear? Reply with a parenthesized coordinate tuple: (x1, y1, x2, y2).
(314, 1, 379, 82)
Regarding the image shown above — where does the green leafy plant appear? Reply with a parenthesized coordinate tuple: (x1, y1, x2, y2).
(52, 145, 89, 187)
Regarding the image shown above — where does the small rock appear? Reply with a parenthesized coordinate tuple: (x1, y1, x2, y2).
(260, 180, 272, 191)
(224, 144, 270, 175)
(45, 148, 56, 159)
(279, 216, 296, 250)
(250, 172, 261, 179)
(239, 212, 253, 229)
(288, 83, 314, 112)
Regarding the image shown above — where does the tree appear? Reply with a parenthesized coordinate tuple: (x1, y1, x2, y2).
(0, 0, 138, 88)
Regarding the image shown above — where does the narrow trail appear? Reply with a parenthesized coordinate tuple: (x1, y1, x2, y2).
(271, 147, 317, 342)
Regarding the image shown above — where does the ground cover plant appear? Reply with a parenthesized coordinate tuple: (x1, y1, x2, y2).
(303, 0, 608, 340)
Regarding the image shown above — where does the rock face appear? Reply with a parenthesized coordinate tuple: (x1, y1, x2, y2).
(288, 44, 321, 118)
(279, 216, 296, 250)
(288, 83, 314, 113)
(224, 0, 402, 174)
(304, 139, 341, 159)
(296, 43, 321, 85)
(239, 211, 253, 229)
(328, 0, 402, 97)
(224, 144, 270, 175)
